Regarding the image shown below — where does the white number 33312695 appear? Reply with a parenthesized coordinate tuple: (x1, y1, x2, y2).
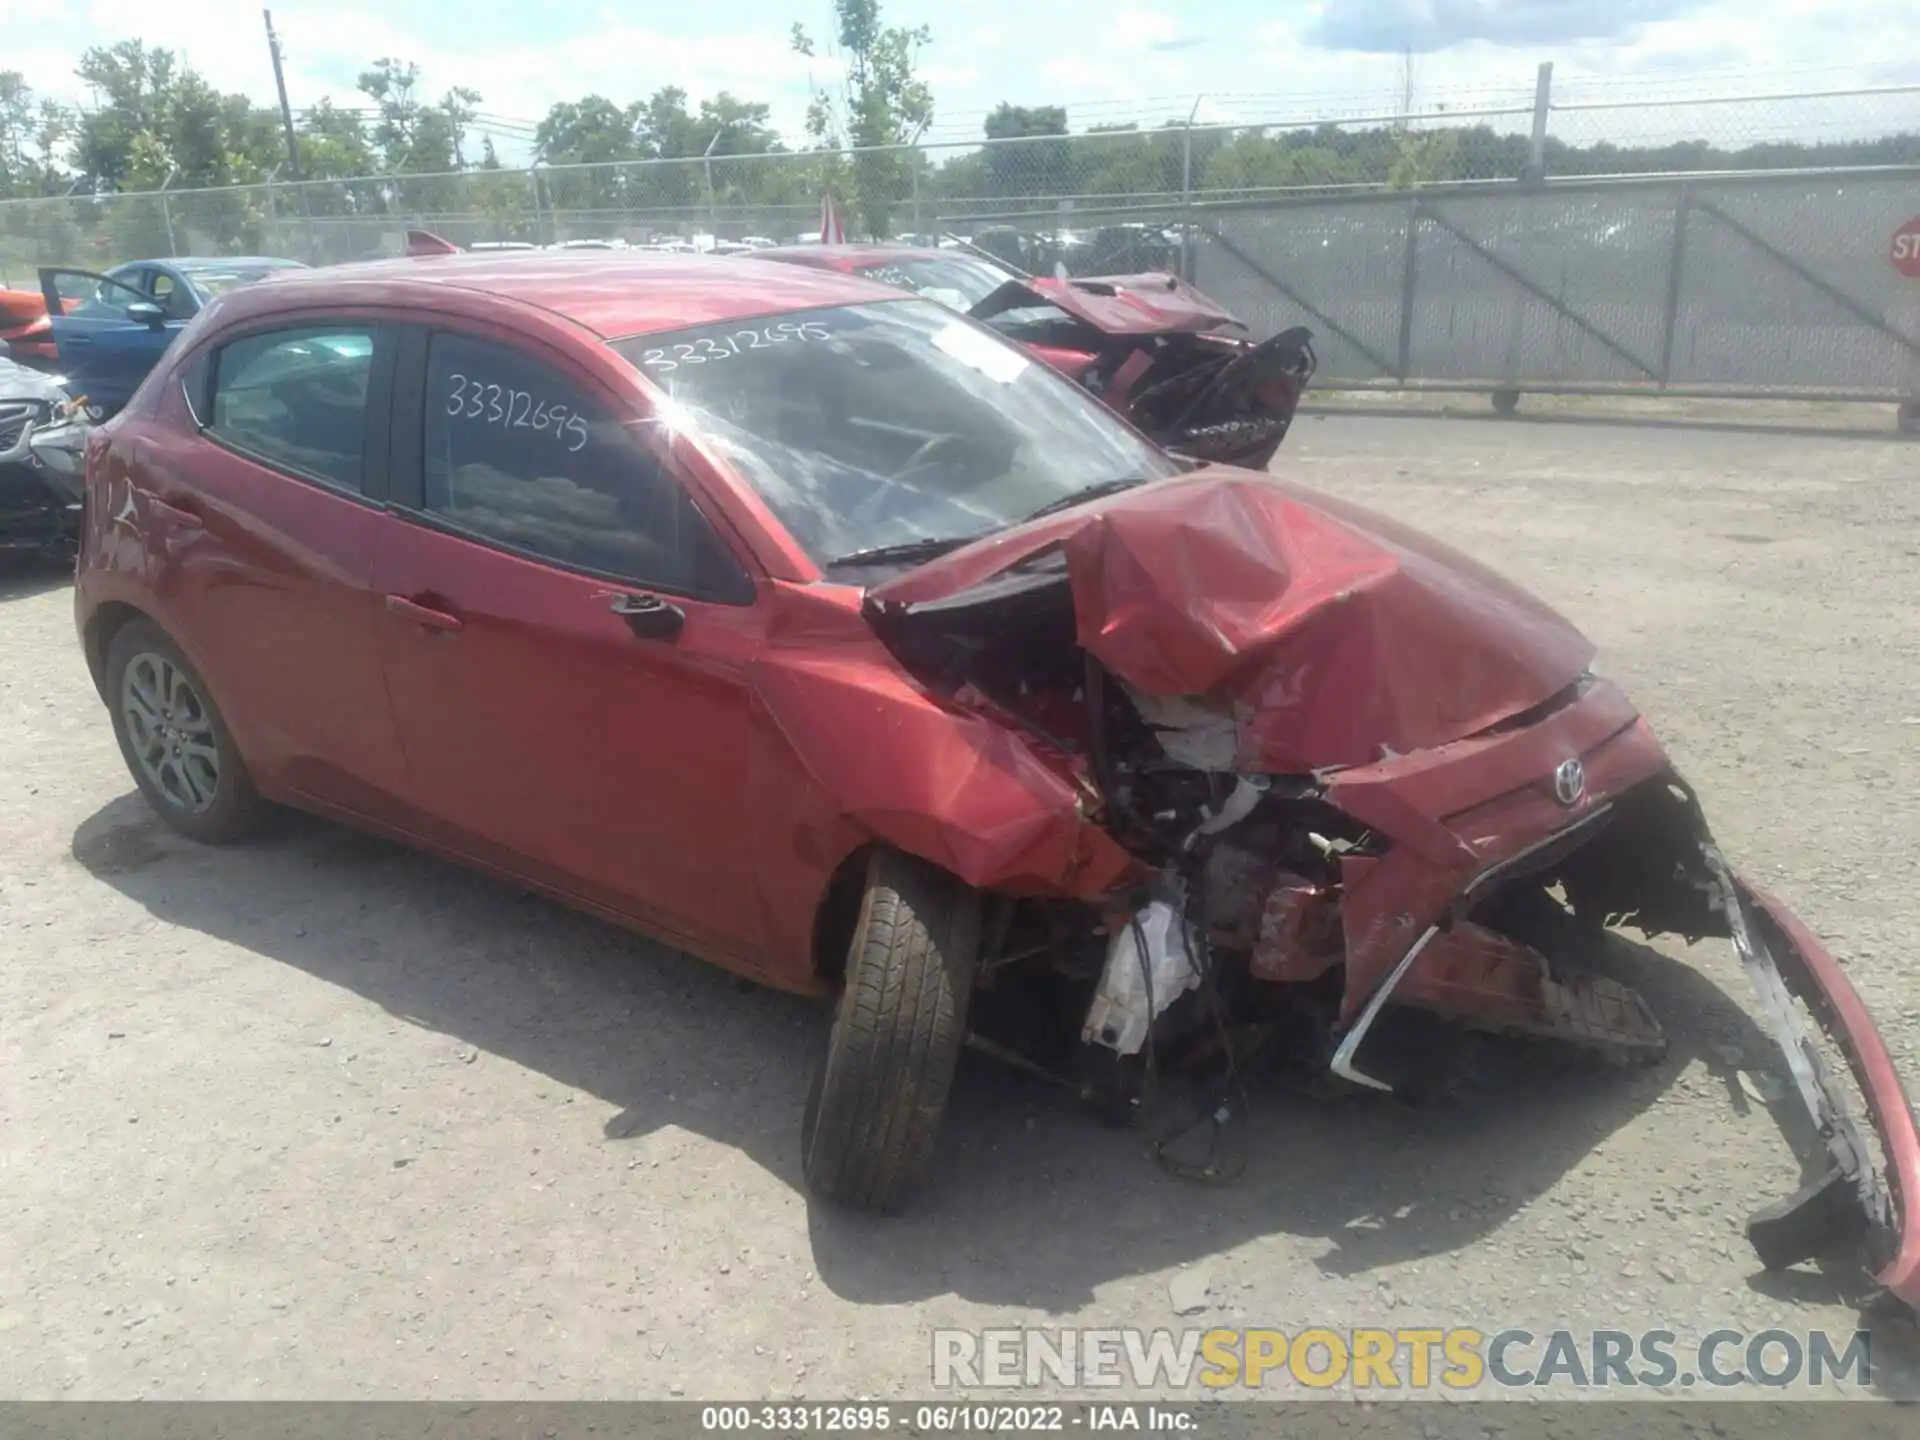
(446, 373, 588, 452)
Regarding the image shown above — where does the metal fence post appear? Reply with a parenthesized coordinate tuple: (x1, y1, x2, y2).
(1179, 95, 1202, 282)
(703, 129, 722, 240)
(1658, 184, 1692, 386)
(1525, 62, 1553, 184)
(1397, 198, 1421, 382)
(158, 167, 179, 256)
(1501, 62, 1556, 404)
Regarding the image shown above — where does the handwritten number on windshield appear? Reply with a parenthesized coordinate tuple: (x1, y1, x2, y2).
(446, 373, 588, 452)
(637, 320, 832, 373)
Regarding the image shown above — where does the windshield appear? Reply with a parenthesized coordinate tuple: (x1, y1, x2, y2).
(609, 299, 1179, 569)
(852, 254, 1017, 312)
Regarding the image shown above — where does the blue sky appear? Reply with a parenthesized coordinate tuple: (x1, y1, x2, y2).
(8, 0, 1918, 165)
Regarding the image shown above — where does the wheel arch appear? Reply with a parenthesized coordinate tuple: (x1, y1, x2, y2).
(83, 600, 149, 702)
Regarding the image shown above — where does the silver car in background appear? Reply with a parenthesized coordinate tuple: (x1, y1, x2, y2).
(0, 347, 87, 563)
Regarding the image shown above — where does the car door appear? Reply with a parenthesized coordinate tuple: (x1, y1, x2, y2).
(38, 267, 185, 413)
(150, 320, 412, 821)
(374, 324, 766, 963)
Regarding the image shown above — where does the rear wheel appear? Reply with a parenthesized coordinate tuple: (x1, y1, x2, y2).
(105, 619, 266, 844)
(802, 850, 982, 1213)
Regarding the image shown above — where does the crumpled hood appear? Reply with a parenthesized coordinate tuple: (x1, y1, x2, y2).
(1025, 272, 1246, 337)
(868, 470, 1597, 773)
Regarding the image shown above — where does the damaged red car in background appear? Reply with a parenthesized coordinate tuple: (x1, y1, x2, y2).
(751, 242, 1315, 470)
(76, 251, 1917, 1315)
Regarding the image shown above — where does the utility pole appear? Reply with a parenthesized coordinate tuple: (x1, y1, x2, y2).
(263, 10, 318, 260)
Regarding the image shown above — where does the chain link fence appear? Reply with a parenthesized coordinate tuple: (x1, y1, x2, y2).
(1, 71, 1915, 407)
(5, 75, 1915, 278)
(1192, 170, 1920, 403)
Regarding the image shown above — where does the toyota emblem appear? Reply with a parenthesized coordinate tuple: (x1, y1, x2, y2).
(1553, 758, 1587, 807)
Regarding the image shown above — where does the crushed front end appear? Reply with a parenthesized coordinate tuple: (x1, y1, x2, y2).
(864, 469, 1920, 1310)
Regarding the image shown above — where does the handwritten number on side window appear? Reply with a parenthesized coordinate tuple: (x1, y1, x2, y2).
(444, 376, 590, 452)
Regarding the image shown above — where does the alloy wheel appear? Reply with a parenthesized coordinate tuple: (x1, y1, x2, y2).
(121, 651, 220, 813)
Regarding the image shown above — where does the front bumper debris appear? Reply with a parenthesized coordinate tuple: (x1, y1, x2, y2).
(1717, 860, 1920, 1305)
(1329, 825, 1920, 1305)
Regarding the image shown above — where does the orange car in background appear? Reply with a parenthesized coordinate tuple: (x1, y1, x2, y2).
(0, 287, 62, 369)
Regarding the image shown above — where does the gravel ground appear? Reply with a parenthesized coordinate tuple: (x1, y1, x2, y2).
(2, 412, 1918, 1403)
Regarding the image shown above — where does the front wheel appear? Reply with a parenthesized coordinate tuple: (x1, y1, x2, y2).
(802, 849, 983, 1213)
(105, 618, 266, 844)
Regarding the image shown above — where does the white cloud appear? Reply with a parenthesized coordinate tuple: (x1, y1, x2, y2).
(1039, 56, 1107, 89)
(1109, 8, 1179, 51)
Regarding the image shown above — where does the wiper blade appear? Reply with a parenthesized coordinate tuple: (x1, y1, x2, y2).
(824, 536, 978, 570)
(1016, 476, 1150, 525)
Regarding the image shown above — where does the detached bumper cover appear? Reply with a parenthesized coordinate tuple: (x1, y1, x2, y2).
(1721, 864, 1920, 1306)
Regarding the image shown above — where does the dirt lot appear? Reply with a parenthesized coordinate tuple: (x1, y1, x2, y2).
(3, 412, 1918, 1402)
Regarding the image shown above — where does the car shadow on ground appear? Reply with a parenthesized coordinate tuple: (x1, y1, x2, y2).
(74, 791, 1812, 1318)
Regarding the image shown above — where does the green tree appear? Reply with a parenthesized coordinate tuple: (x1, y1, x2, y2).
(982, 103, 1070, 199)
(298, 99, 377, 181)
(73, 40, 178, 189)
(357, 58, 423, 171)
(535, 96, 642, 165)
(791, 0, 933, 238)
(700, 93, 782, 157)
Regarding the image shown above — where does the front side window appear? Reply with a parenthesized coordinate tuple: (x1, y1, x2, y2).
(609, 300, 1179, 570)
(209, 326, 375, 492)
(420, 333, 750, 601)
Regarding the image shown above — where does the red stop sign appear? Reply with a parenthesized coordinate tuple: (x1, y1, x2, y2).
(1894, 217, 1920, 279)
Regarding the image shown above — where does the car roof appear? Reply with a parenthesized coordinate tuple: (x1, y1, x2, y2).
(216, 250, 905, 340)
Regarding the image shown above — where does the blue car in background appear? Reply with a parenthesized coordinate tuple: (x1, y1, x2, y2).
(38, 257, 306, 415)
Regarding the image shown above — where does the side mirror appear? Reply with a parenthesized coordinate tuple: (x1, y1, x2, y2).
(126, 301, 167, 330)
(609, 591, 685, 641)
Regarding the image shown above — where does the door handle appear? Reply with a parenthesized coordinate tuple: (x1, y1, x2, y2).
(148, 493, 204, 529)
(384, 593, 464, 633)
(610, 591, 685, 641)
(64, 335, 93, 346)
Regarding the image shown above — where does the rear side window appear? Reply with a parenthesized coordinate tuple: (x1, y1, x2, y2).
(419, 332, 751, 602)
(209, 327, 376, 493)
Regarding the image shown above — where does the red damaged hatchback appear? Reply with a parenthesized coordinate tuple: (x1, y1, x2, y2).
(74, 250, 1920, 1309)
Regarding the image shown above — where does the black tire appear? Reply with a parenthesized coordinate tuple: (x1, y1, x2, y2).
(105, 618, 266, 844)
(1491, 388, 1521, 418)
(802, 849, 983, 1213)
